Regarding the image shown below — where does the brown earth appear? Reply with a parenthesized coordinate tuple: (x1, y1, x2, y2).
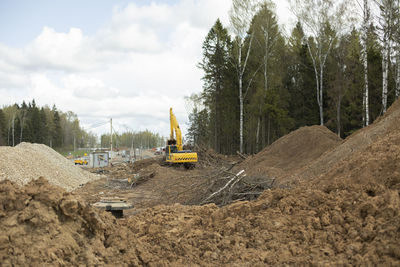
(1, 174, 399, 265)
(281, 97, 400, 188)
(1, 100, 400, 265)
(235, 125, 342, 185)
(74, 162, 218, 213)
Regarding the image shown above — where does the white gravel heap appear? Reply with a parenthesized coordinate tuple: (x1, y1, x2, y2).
(0, 142, 100, 191)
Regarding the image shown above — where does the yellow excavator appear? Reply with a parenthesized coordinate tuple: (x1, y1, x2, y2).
(165, 108, 198, 168)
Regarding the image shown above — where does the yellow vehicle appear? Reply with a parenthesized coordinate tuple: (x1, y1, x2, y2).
(74, 155, 88, 165)
(165, 108, 198, 168)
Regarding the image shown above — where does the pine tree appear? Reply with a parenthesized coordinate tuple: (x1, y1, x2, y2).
(39, 108, 48, 144)
(199, 19, 231, 153)
(0, 109, 6, 145)
(287, 22, 319, 128)
(53, 111, 63, 148)
(29, 100, 42, 143)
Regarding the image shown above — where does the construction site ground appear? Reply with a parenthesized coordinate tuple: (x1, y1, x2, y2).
(1, 99, 400, 265)
(74, 159, 216, 214)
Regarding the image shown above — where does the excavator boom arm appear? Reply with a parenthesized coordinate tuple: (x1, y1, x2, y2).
(170, 108, 183, 151)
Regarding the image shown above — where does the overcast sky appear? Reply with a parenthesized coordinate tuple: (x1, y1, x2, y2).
(0, 0, 292, 137)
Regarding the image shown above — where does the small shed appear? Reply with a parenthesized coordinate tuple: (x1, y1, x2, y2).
(90, 152, 109, 168)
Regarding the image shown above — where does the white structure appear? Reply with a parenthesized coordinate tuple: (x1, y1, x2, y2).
(90, 152, 109, 168)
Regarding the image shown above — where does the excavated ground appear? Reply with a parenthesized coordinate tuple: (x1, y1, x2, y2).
(75, 162, 217, 214)
(1, 100, 400, 265)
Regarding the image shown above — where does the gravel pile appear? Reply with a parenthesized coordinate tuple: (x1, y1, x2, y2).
(0, 142, 100, 191)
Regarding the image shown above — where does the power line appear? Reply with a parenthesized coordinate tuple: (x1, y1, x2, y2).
(83, 121, 109, 131)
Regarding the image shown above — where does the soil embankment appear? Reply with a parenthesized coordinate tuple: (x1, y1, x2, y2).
(0, 143, 100, 191)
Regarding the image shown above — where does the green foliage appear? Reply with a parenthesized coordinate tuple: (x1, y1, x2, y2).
(100, 130, 163, 149)
(0, 109, 6, 145)
(188, 5, 393, 155)
(196, 19, 237, 153)
(0, 100, 94, 150)
(286, 22, 319, 128)
(187, 106, 209, 147)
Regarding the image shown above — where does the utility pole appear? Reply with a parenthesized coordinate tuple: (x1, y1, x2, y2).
(110, 118, 113, 161)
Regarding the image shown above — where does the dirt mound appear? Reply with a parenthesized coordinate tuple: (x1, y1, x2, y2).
(132, 157, 161, 171)
(0, 178, 120, 266)
(3, 176, 398, 265)
(233, 125, 341, 188)
(121, 179, 399, 266)
(306, 125, 400, 191)
(0, 142, 100, 191)
(283, 99, 400, 187)
(245, 126, 341, 171)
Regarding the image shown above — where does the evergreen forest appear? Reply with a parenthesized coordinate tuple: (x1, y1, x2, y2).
(186, 0, 400, 154)
(0, 100, 163, 151)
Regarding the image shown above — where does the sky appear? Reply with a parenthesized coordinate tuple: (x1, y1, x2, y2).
(0, 0, 292, 137)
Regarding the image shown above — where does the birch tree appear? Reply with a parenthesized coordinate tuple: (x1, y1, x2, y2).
(289, 0, 347, 125)
(375, 0, 397, 112)
(229, 0, 259, 153)
(360, 0, 371, 125)
(251, 1, 280, 151)
(393, 0, 400, 99)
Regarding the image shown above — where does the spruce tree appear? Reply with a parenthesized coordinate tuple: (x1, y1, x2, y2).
(199, 19, 231, 153)
(0, 109, 6, 145)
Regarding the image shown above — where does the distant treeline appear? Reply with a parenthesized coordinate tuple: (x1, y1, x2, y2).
(0, 100, 97, 149)
(0, 101, 166, 151)
(100, 131, 165, 150)
(186, 1, 400, 155)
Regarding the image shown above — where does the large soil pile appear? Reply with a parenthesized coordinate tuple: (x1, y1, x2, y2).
(0, 143, 99, 191)
(282, 98, 400, 187)
(0, 178, 114, 266)
(1, 175, 399, 265)
(234, 125, 341, 186)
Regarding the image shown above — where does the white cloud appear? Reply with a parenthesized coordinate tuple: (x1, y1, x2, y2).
(0, 0, 233, 137)
(26, 27, 90, 71)
(95, 23, 164, 53)
(62, 75, 120, 100)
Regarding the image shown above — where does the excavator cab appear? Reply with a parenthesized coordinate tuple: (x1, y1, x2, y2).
(165, 145, 177, 158)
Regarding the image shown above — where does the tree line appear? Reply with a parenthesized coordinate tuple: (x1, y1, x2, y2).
(0, 100, 97, 149)
(100, 131, 165, 150)
(186, 0, 400, 155)
(0, 100, 165, 151)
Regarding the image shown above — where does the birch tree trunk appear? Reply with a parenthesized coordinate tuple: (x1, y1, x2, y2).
(230, 0, 258, 154)
(256, 115, 260, 152)
(361, 0, 370, 125)
(396, 50, 400, 98)
(319, 59, 324, 125)
(239, 55, 244, 154)
(382, 35, 389, 113)
(378, 0, 396, 113)
(396, 0, 400, 100)
(336, 95, 341, 137)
